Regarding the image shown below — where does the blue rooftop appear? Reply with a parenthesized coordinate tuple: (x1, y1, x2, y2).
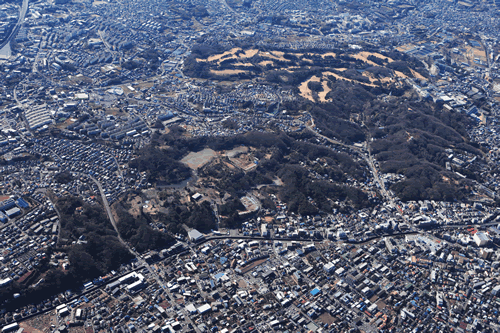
(214, 273, 225, 281)
(310, 288, 321, 296)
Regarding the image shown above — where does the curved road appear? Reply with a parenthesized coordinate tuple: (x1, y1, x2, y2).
(306, 120, 393, 202)
(306, 116, 408, 224)
(0, 0, 29, 54)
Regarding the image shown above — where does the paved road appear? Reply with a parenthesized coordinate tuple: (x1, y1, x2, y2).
(98, 30, 113, 52)
(87, 174, 124, 242)
(188, 230, 422, 248)
(306, 116, 410, 224)
(87, 174, 202, 333)
(438, 221, 500, 229)
(0, 0, 29, 51)
(8, 225, 427, 329)
(307, 118, 388, 197)
(46, 195, 62, 246)
(219, 0, 237, 14)
(13, 265, 145, 325)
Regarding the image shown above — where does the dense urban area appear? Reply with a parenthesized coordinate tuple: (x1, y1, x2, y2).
(2, 0, 500, 332)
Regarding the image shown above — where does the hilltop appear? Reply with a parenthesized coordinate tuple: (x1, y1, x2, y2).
(184, 43, 481, 202)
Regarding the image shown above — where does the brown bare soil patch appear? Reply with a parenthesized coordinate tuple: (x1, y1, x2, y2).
(240, 258, 268, 274)
(299, 75, 321, 101)
(181, 148, 217, 169)
(319, 312, 336, 325)
(318, 80, 331, 102)
(353, 51, 394, 66)
(210, 69, 248, 75)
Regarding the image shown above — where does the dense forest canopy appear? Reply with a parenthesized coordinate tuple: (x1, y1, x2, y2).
(0, 196, 133, 311)
(129, 146, 192, 185)
(158, 130, 373, 219)
(2, 41, 483, 312)
(183, 42, 481, 203)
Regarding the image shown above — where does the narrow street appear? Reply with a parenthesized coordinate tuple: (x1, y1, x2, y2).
(88, 174, 202, 333)
(306, 117, 412, 226)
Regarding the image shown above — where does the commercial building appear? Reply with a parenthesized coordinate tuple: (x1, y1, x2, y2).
(1, 323, 19, 332)
(324, 262, 335, 274)
(0, 198, 16, 212)
(0, 277, 12, 288)
(188, 229, 204, 242)
(473, 232, 490, 247)
(5, 207, 21, 218)
(197, 304, 211, 314)
(126, 280, 145, 294)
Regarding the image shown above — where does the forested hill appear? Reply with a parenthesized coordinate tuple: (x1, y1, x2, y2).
(185, 42, 483, 202)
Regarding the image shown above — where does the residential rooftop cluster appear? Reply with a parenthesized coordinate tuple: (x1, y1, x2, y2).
(2, 0, 500, 332)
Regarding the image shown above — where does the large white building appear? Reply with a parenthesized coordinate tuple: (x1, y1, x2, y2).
(473, 232, 490, 247)
(188, 229, 204, 242)
(0, 277, 12, 288)
(197, 304, 211, 314)
(323, 262, 335, 274)
(436, 292, 444, 307)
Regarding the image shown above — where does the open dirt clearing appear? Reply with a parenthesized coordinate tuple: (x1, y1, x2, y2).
(181, 148, 217, 169)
